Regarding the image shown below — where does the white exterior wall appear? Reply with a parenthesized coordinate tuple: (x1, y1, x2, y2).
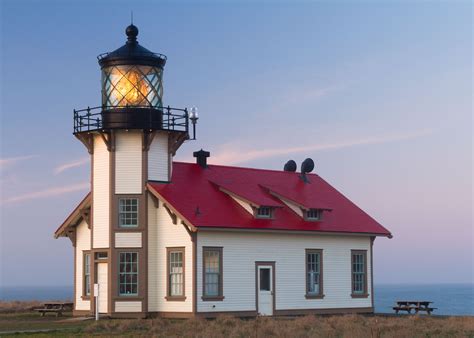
(93, 135, 110, 249)
(115, 232, 142, 248)
(148, 133, 169, 182)
(147, 196, 193, 312)
(115, 301, 142, 312)
(115, 131, 142, 194)
(75, 220, 91, 311)
(197, 231, 372, 313)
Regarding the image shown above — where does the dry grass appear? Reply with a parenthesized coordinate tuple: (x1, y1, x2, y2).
(1, 303, 472, 337)
(82, 314, 474, 338)
(0, 300, 45, 313)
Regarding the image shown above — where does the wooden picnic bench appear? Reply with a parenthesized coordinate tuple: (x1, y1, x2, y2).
(393, 301, 437, 315)
(35, 302, 73, 317)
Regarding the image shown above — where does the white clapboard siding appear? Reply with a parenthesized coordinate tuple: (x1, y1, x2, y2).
(197, 231, 372, 313)
(115, 232, 142, 248)
(93, 135, 110, 248)
(75, 220, 91, 311)
(115, 301, 142, 312)
(148, 133, 169, 182)
(147, 196, 193, 312)
(115, 131, 142, 194)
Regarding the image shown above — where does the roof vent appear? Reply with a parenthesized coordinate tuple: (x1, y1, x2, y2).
(193, 149, 210, 168)
(300, 158, 315, 183)
(283, 160, 297, 172)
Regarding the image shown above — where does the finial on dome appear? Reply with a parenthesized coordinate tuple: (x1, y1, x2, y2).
(126, 24, 138, 43)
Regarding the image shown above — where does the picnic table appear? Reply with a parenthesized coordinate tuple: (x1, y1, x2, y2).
(393, 301, 437, 315)
(35, 302, 73, 317)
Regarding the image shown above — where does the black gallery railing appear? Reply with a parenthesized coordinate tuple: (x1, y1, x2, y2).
(73, 105, 189, 134)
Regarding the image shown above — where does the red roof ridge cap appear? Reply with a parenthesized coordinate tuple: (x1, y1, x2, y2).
(173, 160, 321, 176)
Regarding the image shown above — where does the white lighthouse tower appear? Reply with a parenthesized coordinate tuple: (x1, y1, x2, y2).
(70, 24, 197, 316)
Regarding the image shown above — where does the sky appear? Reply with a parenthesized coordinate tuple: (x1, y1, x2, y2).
(0, 1, 472, 287)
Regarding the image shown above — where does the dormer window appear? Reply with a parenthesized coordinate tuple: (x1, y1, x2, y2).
(255, 206, 273, 219)
(305, 208, 321, 221)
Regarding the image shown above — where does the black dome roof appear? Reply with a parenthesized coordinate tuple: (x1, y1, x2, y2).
(97, 25, 167, 68)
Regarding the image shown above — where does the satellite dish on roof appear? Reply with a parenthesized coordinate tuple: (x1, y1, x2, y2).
(283, 160, 297, 172)
(301, 158, 314, 174)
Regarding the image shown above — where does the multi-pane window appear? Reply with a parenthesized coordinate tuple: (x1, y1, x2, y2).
(351, 251, 367, 296)
(256, 206, 272, 219)
(102, 65, 163, 108)
(84, 253, 91, 297)
(167, 248, 184, 298)
(306, 249, 323, 297)
(203, 247, 223, 298)
(306, 209, 321, 220)
(119, 252, 138, 296)
(119, 198, 139, 227)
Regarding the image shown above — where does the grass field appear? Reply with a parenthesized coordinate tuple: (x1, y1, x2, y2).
(1, 301, 473, 337)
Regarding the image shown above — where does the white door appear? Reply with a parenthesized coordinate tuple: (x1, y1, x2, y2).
(97, 263, 108, 314)
(257, 265, 273, 316)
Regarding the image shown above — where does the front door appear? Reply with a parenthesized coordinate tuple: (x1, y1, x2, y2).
(97, 262, 108, 314)
(256, 264, 274, 316)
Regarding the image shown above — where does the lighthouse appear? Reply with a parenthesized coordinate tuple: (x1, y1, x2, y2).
(55, 23, 391, 319)
(70, 24, 197, 316)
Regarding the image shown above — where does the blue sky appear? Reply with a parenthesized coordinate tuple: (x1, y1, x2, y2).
(0, 1, 472, 287)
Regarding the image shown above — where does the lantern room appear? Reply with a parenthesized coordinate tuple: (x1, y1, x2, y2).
(73, 24, 197, 137)
(98, 24, 165, 110)
(96, 24, 166, 130)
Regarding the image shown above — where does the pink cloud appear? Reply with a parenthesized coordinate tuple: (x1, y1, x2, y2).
(54, 157, 89, 175)
(209, 129, 435, 165)
(2, 182, 89, 204)
(0, 155, 37, 168)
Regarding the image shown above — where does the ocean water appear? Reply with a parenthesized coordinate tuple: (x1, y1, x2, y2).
(374, 284, 474, 316)
(1, 284, 472, 316)
(0, 286, 73, 302)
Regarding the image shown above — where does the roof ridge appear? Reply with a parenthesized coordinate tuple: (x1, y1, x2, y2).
(173, 160, 320, 176)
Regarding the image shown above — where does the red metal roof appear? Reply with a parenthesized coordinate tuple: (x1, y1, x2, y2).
(210, 179, 283, 208)
(262, 183, 332, 211)
(148, 162, 392, 237)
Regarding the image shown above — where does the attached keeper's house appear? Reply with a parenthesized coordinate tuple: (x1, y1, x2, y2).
(55, 25, 392, 318)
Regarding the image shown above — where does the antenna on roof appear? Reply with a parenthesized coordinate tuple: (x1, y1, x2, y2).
(300, 158, 315, 183)
(131, 11, 134, 24)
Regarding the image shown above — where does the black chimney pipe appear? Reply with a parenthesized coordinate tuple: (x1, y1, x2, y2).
(193, 149, 210, 168)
